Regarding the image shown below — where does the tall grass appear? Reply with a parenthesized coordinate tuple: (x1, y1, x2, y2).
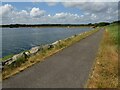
(87, 24, 119, 88)
(107, 23, 119, 46)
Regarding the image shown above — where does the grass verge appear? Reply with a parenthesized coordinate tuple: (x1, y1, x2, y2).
(0, 54, 13, 61)
(86, 24, 119, 88)
(2, 28, 99, 80)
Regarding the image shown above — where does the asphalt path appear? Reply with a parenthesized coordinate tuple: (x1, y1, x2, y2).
(3, 28, 104, 88)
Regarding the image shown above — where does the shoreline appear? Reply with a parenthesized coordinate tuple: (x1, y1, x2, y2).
(1, 25, 94, 28)
(2, 28, 99, 80)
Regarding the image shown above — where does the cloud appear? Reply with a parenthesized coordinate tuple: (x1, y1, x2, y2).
(62, 2, 118, 22)
(47, 2, 58, 6)
(53, 12, 70, 19)
(62, 2, 118, 13)
(1, 2, 119, 24)
(30, 7, 46, 17)
(2, 0, 119, 2)
(50, 12, 80, 23)
(56, 0, 119, 2)
(0, 4, 13, 17)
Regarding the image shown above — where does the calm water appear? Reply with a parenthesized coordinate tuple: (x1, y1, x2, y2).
(2, 27, 92, 57)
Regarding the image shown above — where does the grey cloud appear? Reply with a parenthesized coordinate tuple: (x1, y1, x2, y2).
(1, 2, 119, 24)
(62, 2, 118, 13)
(62, 2, 118, 23)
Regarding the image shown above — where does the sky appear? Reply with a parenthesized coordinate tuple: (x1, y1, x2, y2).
(0, 1, 119, 24)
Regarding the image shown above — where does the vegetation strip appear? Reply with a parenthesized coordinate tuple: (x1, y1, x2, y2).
(2, 28, 99, 80)
(1, 22, 110, 28)
(86, 24, 118, 88)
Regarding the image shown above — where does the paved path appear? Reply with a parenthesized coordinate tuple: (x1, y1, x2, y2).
(3, 29, 104, 88)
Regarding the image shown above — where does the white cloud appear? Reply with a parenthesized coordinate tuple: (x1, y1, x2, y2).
(30, 7, 46, 17)
(53, 12, 80, 19)
(91, 14, 97, 18)
(0, 4, 13, 17)
(54, 13, 67, 19)
(10, 10, 30, 23)
(18, 10, 29, 16)
(47, 2, 58, 6)
(51, 12, 81, 23)
(1, 2, 119, 24)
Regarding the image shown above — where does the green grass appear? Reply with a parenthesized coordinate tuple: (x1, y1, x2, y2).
(106, 23, 119, 46)
(0, 54, 13, 61)
(87, 24, 119, 88)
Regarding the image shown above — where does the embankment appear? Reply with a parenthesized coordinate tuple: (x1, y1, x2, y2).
(2, 28, 99, 80)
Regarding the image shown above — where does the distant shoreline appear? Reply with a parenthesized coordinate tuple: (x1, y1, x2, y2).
(1, 26, 93, 28)
(1, 24, 94, 28)
(1, 21, 119, 28)
(0, 21, 112, 28)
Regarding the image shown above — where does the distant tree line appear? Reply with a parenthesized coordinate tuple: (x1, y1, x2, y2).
(0, 24, 94, 28)
(0, 20, 119, 28)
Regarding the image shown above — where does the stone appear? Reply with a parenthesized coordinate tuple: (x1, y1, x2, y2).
(42, 45, 49, 50)
(2, 58, 12, 66)
(29, 46, 40, 54)
(12, 53, 24, 61)
(52, 41, 59, 45)
(48, 44, 54, 49)
(24, 51, 31, 56)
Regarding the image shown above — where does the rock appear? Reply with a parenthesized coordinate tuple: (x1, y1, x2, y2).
(6, 59, 14, 65)
(12, 53, 25, 61)
(42, 44, 54, 50)
(0, 62, 2, 69)
(48, 44, 54, 49)
(65, 37, 71, 41)
(2, 53, 25, 66)
(52, 41, 59, 45)
(24, 51, 31, 56)
(59, 40, 62, 42)
(2, 58, 12, 66)
(29, 46, 40, 54)
(74, 34, 77, 37)
(42, 45, 49, 50)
